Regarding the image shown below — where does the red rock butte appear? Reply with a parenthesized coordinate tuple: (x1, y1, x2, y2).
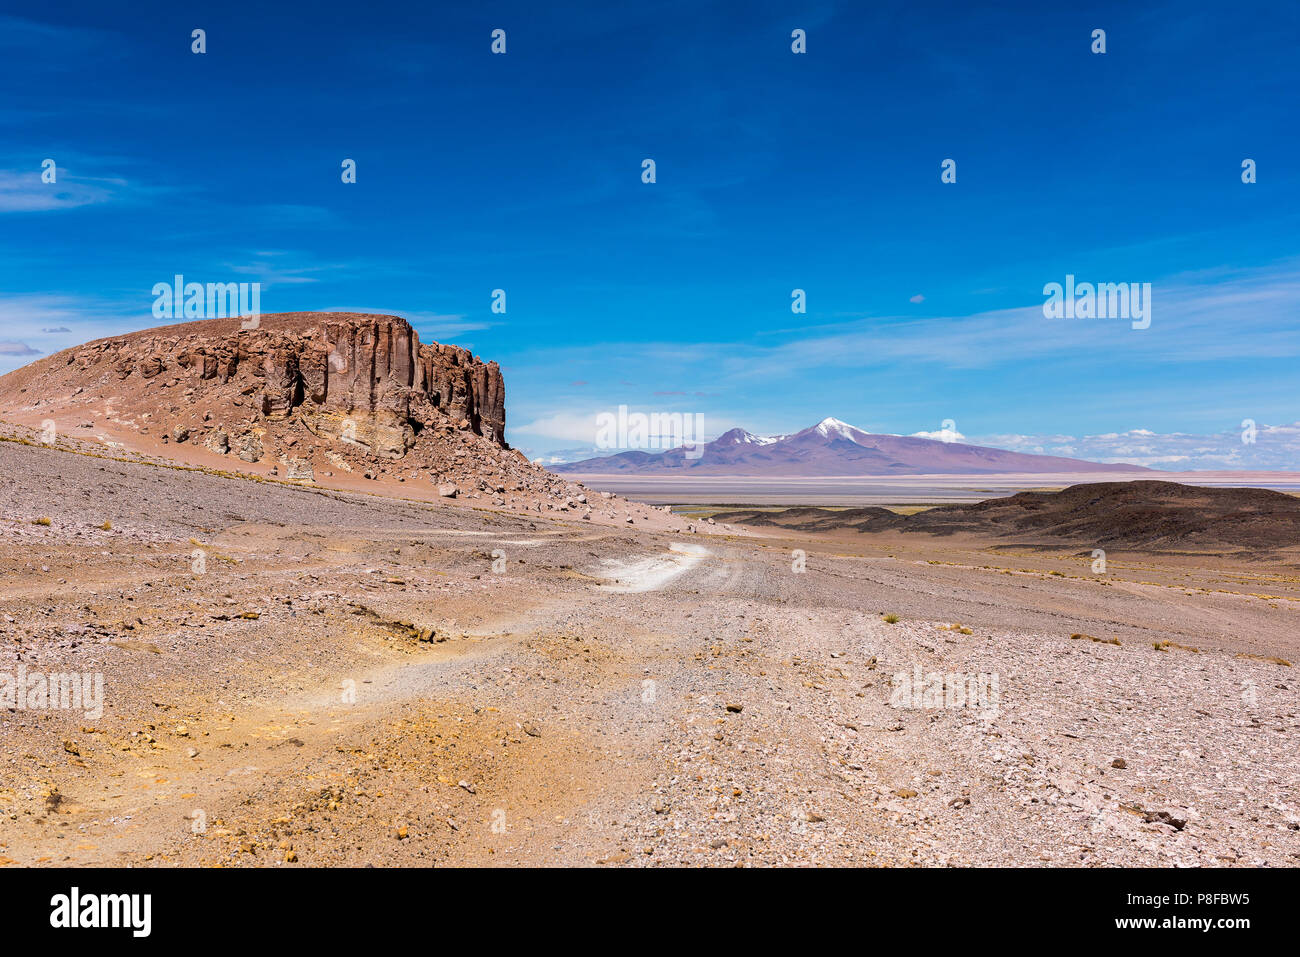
(0, 312, 506, 462)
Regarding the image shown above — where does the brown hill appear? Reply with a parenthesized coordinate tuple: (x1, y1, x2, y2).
(0, 312, 573, 502)
(713, 481, 1300, 552)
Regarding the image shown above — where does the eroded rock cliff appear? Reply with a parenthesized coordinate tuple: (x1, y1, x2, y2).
(25, 312, 506, 461)
(0, 312, 652, 518)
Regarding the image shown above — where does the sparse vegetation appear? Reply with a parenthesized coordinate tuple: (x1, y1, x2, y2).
(1235, 653, 1293, 667)
(882, 613, 899, 624)
(31, 516, 51, 526)
(1071, 632, 1121, 646)
(99, 520, 112, 531)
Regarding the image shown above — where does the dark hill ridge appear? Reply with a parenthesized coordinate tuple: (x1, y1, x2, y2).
(712, 481, 1300, 552)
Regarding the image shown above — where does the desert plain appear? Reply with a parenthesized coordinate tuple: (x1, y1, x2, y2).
(2, 421, 1298, 868)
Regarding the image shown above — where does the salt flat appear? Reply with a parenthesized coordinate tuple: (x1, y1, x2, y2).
(565, 470, 1300, 506)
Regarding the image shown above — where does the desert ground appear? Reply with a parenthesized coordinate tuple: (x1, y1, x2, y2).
(2, 427, 1298, 868)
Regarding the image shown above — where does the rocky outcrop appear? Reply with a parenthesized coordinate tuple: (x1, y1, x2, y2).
(50, 313, 507, 460)
(417, 343, 506, 445)
(0, 311, 635, 519)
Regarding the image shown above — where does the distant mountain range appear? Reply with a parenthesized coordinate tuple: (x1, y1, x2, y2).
(552, 417, 1151, 476)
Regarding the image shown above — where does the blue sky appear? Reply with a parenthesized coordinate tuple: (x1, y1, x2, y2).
(2, 1, 1298, 468)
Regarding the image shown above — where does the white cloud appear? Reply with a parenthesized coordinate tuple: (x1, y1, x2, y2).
(974, 423, 1300, 471)
(911, 428, 966, 442)
(512, 411, 602, 444)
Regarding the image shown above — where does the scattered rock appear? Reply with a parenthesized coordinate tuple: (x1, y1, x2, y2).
(205, 430, 229, 454)
(237, 432, 264, 463)
(1142, 810, 1188, 830)
(282, 457, 314, 481)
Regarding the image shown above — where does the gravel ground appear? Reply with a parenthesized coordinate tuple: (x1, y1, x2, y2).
(1, 437, 1297, 867)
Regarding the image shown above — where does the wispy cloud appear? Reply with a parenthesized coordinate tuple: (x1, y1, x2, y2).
(0, 168, 122, 212)
(975, 423, 1300, 471)
(224, 250, 352, 288)
(329, 308, 492, 342)
(0, 15, 117, 65)
(511, 400, 741, 453)
(0, 341, 40, 356)
(728, 262, 1300, 377)
(0, 294, 144, 374)
(512, 411, 603, 444)
(0, 148, 175, 213)
(504, 260, 1300, 389)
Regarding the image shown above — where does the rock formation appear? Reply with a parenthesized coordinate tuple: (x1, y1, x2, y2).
(34, 312, 506, 461)
(0, 311, 606, 512)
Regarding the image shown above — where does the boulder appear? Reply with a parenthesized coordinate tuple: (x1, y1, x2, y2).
(236, 432, 263, 463)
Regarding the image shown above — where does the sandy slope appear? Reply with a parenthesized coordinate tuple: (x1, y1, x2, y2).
(1, 434, 1298, 867)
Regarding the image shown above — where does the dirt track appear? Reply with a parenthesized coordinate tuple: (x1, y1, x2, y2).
(2, 437, 1298, 867)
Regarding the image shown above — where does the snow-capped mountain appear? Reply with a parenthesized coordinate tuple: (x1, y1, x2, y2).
(551, 417, 1150, 475)
(712, 427, 783, 447)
